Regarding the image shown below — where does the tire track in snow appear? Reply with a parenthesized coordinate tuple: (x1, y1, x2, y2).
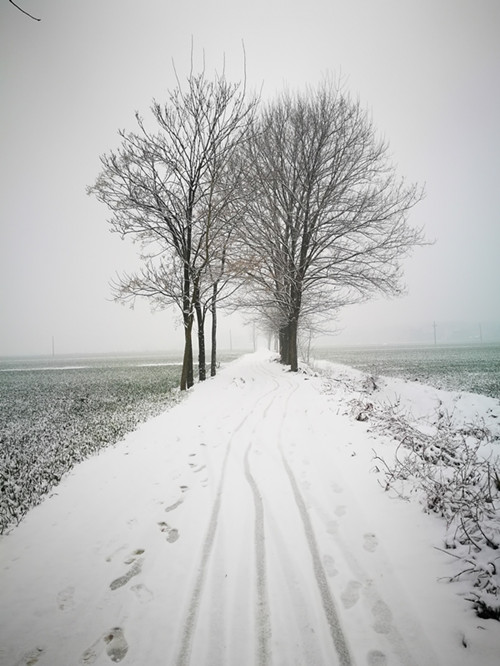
(277, 378, 353, 666)
(305, 479, 427, 665)
(297, 382, 437, 666)
(175, 368, 279, 666)
(244, 442, 271, 666)
(279, 450, 352, 666)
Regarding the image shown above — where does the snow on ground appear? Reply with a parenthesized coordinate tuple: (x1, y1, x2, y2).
(1, 351, 499, 666)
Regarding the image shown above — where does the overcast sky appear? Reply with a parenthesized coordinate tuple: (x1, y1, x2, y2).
(1, 0, 499, 356)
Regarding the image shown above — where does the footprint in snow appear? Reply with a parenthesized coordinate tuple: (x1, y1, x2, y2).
(334, 505, 347, 517)
(123, 548, 145, 565)
(372, 599, 393, 634)
(131, 583, 154, 603)
(13, 647, 44, 666)
(323, 554, 338, 577)
(109, 553, 143, 591)
(165, 498, 184, 513)
(81, 639, 100, 664)
(81, 628, 128, 664)
(367, 649, 387, 665)
(363, 533, 378, 552)
(341, 580, 362, 609)
(104, 627, 129, 663)
(57, 585, 75, 611)
(158, 521, 180, 543)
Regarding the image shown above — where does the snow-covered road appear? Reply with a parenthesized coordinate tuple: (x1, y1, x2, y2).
(1, 352, 499, 665)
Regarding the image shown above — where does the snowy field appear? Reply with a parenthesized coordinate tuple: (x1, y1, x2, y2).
(1, 351, 500, 665)
(0, 358, 183, 533)
(313, 343, 500, 400)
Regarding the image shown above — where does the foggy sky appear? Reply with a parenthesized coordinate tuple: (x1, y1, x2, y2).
(1, 0, 499, 356)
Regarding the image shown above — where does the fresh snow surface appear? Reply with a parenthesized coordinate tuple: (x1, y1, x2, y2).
(1, 351, 499, 666)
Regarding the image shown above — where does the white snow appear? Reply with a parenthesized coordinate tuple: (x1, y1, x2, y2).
(1, 351, 499, 665)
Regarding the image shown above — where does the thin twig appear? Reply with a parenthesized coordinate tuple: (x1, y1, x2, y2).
(9, 0, 41, 21)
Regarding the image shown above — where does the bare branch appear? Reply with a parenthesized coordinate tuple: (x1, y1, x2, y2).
(9, 0, 41, 21)
(88, 65, 257, 387)
(236, 79, 425, 369)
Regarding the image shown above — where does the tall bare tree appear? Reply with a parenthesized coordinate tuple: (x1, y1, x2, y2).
(88, 71, 256, 389)
(238, 80, 425, 370)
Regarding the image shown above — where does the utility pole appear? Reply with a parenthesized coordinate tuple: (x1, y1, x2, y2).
(433, 321, 437, 345)
(52, 336, 55, 357)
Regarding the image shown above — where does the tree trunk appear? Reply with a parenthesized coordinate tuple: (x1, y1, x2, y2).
(279, 324, 290, 365)
(289, 317, 299, 372)
(181, 315, 194, 390)
(180, 256, 194, 390)
(210, 283, 218, 377)
(288, 283, 302, 371)
(195, 300, 206, 382)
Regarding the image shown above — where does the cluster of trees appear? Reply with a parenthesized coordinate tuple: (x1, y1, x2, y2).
(88, 72, 424, 390)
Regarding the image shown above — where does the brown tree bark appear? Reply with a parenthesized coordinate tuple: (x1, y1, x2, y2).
(195, 299, 207, 381)
(288, 318, 299, 372)
(181, 316, 194, 390)
(210, 283, 218, 377)
(279, 324, 290, 365)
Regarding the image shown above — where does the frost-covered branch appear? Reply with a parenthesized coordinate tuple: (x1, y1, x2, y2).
(363, 396, 500, 620)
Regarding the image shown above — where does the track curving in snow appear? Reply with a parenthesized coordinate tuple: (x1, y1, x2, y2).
(244, 442, 272, 666)
(276, 369, 442, 666)
(175, 358, 355, 665)
(175, 361, 279, 666)
(247, 369, 354, 665)
(279, 437, 352, 666)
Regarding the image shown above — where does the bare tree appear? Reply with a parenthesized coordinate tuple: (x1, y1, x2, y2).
(238, 80, 425, 370)
(88, 70, 256, 389)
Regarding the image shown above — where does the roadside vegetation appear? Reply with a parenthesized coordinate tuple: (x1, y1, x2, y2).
(319, 363, 500, 621)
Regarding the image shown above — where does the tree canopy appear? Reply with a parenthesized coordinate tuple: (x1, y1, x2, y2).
(89, 72, 256, 389)
(236, 81, 424, 369)
(89, 74, 424, 386)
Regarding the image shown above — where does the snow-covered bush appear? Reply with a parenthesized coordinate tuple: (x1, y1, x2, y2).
(318, 361, 500, 621)
(365, 398, 500, 621)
